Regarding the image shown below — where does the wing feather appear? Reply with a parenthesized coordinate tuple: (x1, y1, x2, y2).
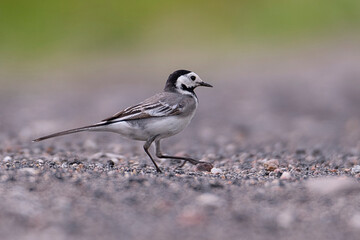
(101, 95, 182, 123)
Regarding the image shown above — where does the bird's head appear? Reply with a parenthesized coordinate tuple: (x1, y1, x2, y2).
(164, 69, 213, 95)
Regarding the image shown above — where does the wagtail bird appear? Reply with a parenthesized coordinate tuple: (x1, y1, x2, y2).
(33, 70, 213, 173)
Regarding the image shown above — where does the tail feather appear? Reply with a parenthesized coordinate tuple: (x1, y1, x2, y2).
(32, 123, 103, 142)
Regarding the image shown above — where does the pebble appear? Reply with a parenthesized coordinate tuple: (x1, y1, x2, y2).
(305, 177, 360, 196)
(111, 158, 119, 164)
(104, 153, 125, 162)
(61, 163, 68, 168)
(107, 160, 115, 168)
(196, 193, 223, 208)
(351, 165, 360, 174)
(96, 162, 104, 168)
(211, 168, 223, 174)
(195, 162, 213, 172)
(280, 172, 292, 180)
(3, 156, 12, 162)
(36, 159, 44, 165)
(349, 213, 360, 229)
(264, 159, 279, 171)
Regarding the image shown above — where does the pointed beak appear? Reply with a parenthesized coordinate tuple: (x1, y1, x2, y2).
(198, 81, 213, 88)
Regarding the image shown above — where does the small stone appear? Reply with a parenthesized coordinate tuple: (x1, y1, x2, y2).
(36, 159, 44, 165)
(273, 168, 283, 177)
(306, 176, 360, 196)
(196, 193, 223, 208)
(110, 158, 119, 164)
(211, 168, 223, 174)
(96, 162, 104, 168)
(351, 165, 360, 174)
(61, 163, 68, 168)
(104, 153, 124, 163)
(249, 168, 257, 173)
(349, 213, 360, 229)
(107, 160, 115, 168)
(3, 156, 12, 162)
(264, 159, 279, 171)
(195, 162, 213, 172)
(280, 172, 292, 180)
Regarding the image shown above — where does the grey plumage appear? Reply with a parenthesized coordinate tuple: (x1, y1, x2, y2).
(33, 69, 213, 172)
(102, 92, 196, 122)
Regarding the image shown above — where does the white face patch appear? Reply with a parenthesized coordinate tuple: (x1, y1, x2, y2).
(175, 72, 202, 96)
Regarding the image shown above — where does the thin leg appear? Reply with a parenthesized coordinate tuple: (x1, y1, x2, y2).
(155, 140, 204, 167)
(144, 138, 162, 173)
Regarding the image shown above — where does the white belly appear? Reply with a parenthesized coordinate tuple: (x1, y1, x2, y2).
(96, 114, 194, 141)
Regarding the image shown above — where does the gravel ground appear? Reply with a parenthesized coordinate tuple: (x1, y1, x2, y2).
(1, 45, 360, 240)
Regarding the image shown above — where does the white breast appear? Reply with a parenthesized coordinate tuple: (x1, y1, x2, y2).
(96, 112, 196, 141)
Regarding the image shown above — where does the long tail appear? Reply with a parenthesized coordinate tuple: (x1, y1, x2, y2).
(32, 123, 105, 142)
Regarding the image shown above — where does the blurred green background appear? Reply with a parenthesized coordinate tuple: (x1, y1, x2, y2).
(0, 0, 359, 92)
(1, 0, 359, 63)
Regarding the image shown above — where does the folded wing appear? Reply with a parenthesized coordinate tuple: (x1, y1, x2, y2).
(101, 94, 182, 123)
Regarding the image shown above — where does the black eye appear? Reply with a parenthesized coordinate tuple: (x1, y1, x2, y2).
(190, 76, 196, 81)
